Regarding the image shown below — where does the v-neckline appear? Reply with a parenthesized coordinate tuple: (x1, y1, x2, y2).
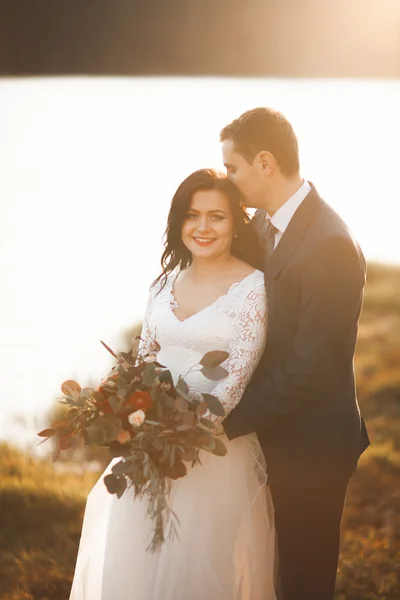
(168, 270, 257, 324)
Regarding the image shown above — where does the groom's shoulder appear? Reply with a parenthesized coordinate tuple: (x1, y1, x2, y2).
(314, 198, 350, 235)
(304, 193, 365, 266)
(310, 194, 358, 244)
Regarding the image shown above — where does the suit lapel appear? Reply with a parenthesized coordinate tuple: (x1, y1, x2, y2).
(263, 184, 321, 287)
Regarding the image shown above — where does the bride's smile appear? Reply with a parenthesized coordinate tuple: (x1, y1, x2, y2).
(181, 188, 235, 260)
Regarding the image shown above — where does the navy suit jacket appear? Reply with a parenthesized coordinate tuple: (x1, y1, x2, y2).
(223, 184, 370, 487)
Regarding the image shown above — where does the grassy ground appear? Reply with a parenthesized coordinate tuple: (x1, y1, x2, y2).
(1, 261, 399, 599)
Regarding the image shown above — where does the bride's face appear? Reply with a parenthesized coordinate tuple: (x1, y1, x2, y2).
(181, 189, 235, 261)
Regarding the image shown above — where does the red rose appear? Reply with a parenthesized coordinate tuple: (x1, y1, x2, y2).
(127, 391, 153, 411)
(102, 398, 114, 414)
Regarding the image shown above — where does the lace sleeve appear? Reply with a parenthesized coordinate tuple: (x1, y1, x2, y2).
(207, 280, 267, 426)
(138, 284, 159, 357)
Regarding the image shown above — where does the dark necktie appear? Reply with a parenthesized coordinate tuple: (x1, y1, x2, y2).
(264, 218, 278, 262)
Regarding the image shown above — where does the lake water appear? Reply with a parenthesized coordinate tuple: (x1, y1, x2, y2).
(1, 76, 399, 446)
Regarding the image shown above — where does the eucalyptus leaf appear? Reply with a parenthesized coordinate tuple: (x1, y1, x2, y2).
(199, 350, 229, 368)
(196, 402, 208, 417)
(199, 435, 216, 451)
(161, 393, 176, 412)
(104, 473, 120, 494)
(108, 444, 133, 458)
(199, 418, 216, 429)
(212, 438, 228, 457)
(202, 393, 226, 417)
(100, 340, 119, 359)
(86, 424, 107, 446)
(182, 411, 195, 426)
(80, 387, 95, 397)
(116, 377, 128, 391)
(180, 447, 196, 462)
(175, 388, 192, 402)
(176, 424, 193, 432)
(111, 460, 128, 476)
(130, 336, 141, 357)
(37, 428, 56, 438)
(150, 386, 159, 403)
(61, 380, 81, 396)
(116, 476, 127, 499)
(200, 366, 229, 382)
(143, 363, 157, 386)
(91, 414, 121, 443)
(108, 395, 126, 414)
(175, 396, 189, 413)
(176, 377, 189, 394)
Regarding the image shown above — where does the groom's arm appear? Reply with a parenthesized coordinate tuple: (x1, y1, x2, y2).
(223, 237, 366, 440)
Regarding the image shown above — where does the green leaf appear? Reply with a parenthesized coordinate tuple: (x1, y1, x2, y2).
(104, 473, 120, 494)
(108, 395, 126, 414)
(175, 388, 192, 402)
(202, 393, 226, 417)
(180, 447, 196, 462)
(100, 340, 119, 359)
(160, 393, 176, 412)
(108, 443, 133, 458)
(199, 434, 216, 451)
(116, 377, 128, 392)
(92, 391, 105, 403)
(212, 437, 228, 457)
(176, 377, 189, 394)
(80, 387, 95, 397)
(37, 428, 56, 438)
(130, 336, 141, 357)
(61, 380, 81, 396)
(111, 460, 128, 476)
(116, 476, 127, 499)
(89, 414, 121, 444)
(199, 350, 229, 367)
(176, 424, 193, 432)
(199, 418, 216, 429)
(86, 424, 107, 446)
(142, 362, 157, 386)
(119, 367, 137, 384)
(196, 402, 208, 417)
(175, 396, 189, 412)
(182, 411, 195, 426)
(200, 366, 229, 382)
(175, 376, 192, 402)
(150, 385, 159, 403)
(167, 458, 187, 480)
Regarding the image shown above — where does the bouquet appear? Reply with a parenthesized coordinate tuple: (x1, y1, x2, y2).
(38, 337, 229, 551)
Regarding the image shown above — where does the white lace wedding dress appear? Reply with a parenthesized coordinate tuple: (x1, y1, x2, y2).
(69, 269, 276, 600)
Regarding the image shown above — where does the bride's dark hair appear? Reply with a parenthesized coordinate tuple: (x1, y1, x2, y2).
(153, 169, 261, 291)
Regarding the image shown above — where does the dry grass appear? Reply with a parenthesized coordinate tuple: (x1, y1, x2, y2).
(1, 261, 399, 599)
(0, 445, 97, 600)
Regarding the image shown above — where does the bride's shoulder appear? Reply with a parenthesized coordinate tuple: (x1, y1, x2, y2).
(149, 272, 176, 297)
(246, 269, 265, 294)
(252, 268, 265, 285)
(237, 263, 264, 285)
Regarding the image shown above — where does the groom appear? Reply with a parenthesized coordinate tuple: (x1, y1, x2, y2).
(220, 108, 370, 600)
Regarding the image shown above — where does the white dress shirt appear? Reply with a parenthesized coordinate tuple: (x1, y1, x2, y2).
(268, 180, 311, 249)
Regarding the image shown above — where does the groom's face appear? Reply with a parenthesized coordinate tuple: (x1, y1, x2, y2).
(222, 140, 266, 208)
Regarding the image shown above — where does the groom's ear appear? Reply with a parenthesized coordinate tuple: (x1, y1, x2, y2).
(257, 151, 274, 175)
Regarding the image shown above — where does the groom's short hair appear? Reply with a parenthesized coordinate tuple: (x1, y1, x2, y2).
(220, 108, 300, 177)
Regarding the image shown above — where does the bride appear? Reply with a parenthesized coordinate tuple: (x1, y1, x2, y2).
(69, 169, 277, 600)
